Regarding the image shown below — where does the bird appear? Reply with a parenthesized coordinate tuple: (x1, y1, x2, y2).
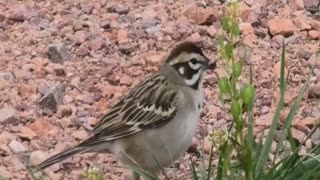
(32, 41, 216, 179)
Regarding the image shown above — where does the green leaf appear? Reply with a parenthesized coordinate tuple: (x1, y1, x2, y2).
(284, 154, 320, 180)
(255, 41, 286, 178)
(247, 62, 254, 151)
(207, 144, 214, 180)
(190, 161, 199, 180)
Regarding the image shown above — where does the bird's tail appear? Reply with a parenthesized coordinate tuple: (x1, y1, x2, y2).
(32, 145, 92, 171)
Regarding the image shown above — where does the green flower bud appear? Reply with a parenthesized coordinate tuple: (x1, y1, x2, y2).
(218, 78, 230, 95)
(232, 61, 243, 79)
(242, 84, 254, 105)
(231, 100, 241, 121)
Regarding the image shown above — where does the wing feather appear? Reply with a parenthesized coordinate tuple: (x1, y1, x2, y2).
(89, 74, 181, 143)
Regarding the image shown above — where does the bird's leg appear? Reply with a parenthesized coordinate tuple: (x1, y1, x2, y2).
(133, 171, 140, 180)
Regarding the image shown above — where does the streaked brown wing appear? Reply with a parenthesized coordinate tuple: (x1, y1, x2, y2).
(87, 74, 180, 143)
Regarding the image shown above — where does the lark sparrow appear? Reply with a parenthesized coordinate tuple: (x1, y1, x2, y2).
(33, 42, 216, 177)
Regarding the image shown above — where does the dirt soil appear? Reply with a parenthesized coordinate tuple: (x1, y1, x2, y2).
(0, 0, 320, 179)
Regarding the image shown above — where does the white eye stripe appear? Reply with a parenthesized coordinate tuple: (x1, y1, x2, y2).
(188, 61, 202, 70)
(179, 67, 185, 74)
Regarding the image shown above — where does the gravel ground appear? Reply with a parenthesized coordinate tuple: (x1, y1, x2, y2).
(0, 0, 320, 179)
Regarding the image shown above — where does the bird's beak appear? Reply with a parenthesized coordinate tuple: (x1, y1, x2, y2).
(207, 61, 216, 70)
(204, 57, 216, 70)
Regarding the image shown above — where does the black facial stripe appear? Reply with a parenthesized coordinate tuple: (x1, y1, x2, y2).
(191, 78, 201, 90)
(173, 62, 199, 80)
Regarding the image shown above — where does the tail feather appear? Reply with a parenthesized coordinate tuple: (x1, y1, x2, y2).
(33, 146, 92, 171)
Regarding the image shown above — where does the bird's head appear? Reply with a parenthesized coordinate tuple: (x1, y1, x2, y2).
(161, 42, 216, 89)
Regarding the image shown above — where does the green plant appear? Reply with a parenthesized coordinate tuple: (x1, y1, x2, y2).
(84, 167, 104, 180)
(196, 0, 320, 180)
(215, 1, 255, 179)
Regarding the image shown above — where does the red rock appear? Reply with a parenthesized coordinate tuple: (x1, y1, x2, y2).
(88, 37, 105, 51)
(81, 3, 94, 15)
(117, 29, 129, 43)
(9, 157, 24, 171)
(57, 105, 73, 119)
(100, 20, 111, 29)
(271, 34, 284, 47)
(0, 131, 16, 144)
(0, 31, 9, 41)
(30, 151, 60, 171)
(74, 30, 88, 44)
(8, 140, 28, 153)
(304, 0, 319, 13)
(284, 88, 298, 105)
(148, 54, 164, 65)
(107, 4, 129, 15)
(268, 17, 296, 37)
(308, 30, 320, 39)
(28, 119, 57, 136)
(72, 20, 83, 31)
(188, 32, 202, 43)
(239, 2, 251, 21)
(255, 113, 274, 127)
(22, 63, 35, 71)
(182, 3, 217, 25)
(71, 130, 88, 140)
(291, 127, 305, 142)
(310, 20, 320, 31)
(203, 136, 212, 154)
(0, 107, 18, 125)
(0, 72, 14, 88)
(140, 8, 159, 30)
(9, 10, 26, 22)
(293, 17, 311, 31)
(289, 0, 305, 10)
(119, 75, 133, 86)
(17, 127, 37, 140)
(240, 22, 254, 36)
(38, 84, 64, 113)
(0, 14, 5, 22)
(254, 28, 267, 38)
(118, 42, 136, 54)
(47, 43, 71, 64)
(161, 24, 175, 35)
(57, 18, 72, 29)
(305, 139, 312, 149)
(75, 45, 90, 56)
(206, 25, 217, 37)
(0, 166, 11, 178)
(308, 85, 320, 98)
(280, 5, 291, 17)
(52, 64, 65, 76)
(293, 117, 316, 131)
(244, 0, 254, 6)
(207, 105, 221, 119)
(306, 54, 320, 67)
(273, 61, 288, 78)
(18, 84, 32, 98)
(13, 69, 32, 80)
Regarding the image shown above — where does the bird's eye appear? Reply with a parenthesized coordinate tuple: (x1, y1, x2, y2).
(190, 58, 197, 64)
